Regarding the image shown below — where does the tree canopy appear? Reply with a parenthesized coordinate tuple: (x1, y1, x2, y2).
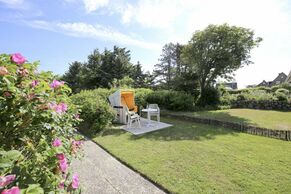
(182, 24, 262, 104)
(63, 46, 150, 92)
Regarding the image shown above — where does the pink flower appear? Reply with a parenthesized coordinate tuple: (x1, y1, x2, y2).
(58, 182, 65, 189)
(56, 153, 65, 160)
(71, 174, 79, 189)
(56, 153, 68, 172)
(52, 138, 62, 147)
(1, 186, 20, 194)
(31, 80, 39, 88)
(59, 158, 68, 172)
(11, 53, 26, 65)
(48, 102, 68, 114)
(72, 140, 82, 147)
(74, 114, 80, 120)
(0, 175, 16, 188)
(50, 80, 64, 89)
(0, 66, 8, 76)
(59, 103, 68, 112)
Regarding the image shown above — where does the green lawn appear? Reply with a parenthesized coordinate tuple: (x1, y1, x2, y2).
(94, 117, 291, 194)
(164, 109, 291, 130)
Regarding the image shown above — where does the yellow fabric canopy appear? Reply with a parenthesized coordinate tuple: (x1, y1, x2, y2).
(121, 91, 137, 112)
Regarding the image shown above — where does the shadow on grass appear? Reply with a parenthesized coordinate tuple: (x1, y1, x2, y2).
(163, 109, 257, 126)
(129, 117, 240, 141)
(91, 117, 241, 142)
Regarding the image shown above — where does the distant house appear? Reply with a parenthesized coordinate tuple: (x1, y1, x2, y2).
(217, 82, 238, 90)
(269, 72, 287, 86)
(257, 72, 288, 87)
(257, 80, 272, 87)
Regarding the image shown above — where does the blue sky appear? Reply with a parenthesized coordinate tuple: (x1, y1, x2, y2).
(1, 0, 291, 88)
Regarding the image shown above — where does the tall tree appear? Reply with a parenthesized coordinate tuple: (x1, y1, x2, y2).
(154, 43, 181, 89)
(62, 61, 85, 93)
(182, 24, 262, 105)
(130, 61, 147, 88)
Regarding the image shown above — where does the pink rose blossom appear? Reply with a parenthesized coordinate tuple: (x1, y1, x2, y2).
(59, 103, 68, 112)
(72, 140, 82, 147)
(56, 153, 68, 172)
(74, 114, 80, 120)
(71, 174, 79, 189)
(31, 80, 39, 88)
(1, 186, 20, 194)
(52, 138, 62, 147)
(58, 158, 68, 172)
(0, 175, 16, 188)
(58, 182, 65, 189)
(50, 80, 64, 89)
(48, 102, 68, 114)
(11, 53, 26, 65)
(56, 153, 65, 160)
(0, 66, 8, 76)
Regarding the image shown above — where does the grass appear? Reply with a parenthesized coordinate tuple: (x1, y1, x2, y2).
(164, 108, 291, 130)
(93, 117, 291, 194)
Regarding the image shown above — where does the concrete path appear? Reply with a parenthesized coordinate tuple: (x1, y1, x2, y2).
(72, 139, 166, 194)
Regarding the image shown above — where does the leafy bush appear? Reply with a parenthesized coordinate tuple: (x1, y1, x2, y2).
(134, 88, 153, 108)
(146, 90, 194, 111)
(71, 90, 116, 134)
(0, 53, 82, 193)
(275, 88, 289, 95)
(198, 87, 220, 106)
(275, 92, 288, 102)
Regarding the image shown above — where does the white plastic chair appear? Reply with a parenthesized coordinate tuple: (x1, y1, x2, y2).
(147, 104, 160, 122)
(125, 106, 141, 128)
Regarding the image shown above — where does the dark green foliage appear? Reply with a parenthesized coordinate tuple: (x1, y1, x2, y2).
(275, 88, 289, 95)
(182, 24, 262, 105)
(198, 87, 220, 106)
(71, 90, 116, 134)
(63, 46, 150, 93)
(146, 90, 194, 111)
(134, 88, 153, 108)
(275, 92, 288, 102)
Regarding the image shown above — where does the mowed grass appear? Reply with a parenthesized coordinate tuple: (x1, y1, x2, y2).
(93, 117, 291, 194)
(164, 109, 291, 130)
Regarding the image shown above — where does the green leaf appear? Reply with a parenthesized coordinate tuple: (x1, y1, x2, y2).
(0, 150, 22, 169)
(22, 184, 44, 194)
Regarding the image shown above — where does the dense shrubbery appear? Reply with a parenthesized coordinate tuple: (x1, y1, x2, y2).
(71, 90, 116, 134)
(146, 90, 194, 111)
(220, 84, 291, 108)
(134, 88, 153, 108)
(0, 53, 82, 193)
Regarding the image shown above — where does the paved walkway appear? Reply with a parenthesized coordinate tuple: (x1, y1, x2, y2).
(72, 140, 165, 194)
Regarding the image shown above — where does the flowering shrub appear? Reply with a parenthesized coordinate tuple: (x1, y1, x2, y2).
(0, 53, 82, 193)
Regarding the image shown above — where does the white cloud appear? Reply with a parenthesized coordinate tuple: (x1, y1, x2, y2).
(25, 20, 161, 50)
(0, 0, 23, 5)
(83, 0, 109, 13)
(117, 0, 291, 88)
(120, 0, 181, 28)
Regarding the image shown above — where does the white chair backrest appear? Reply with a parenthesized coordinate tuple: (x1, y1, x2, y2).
(147, 104, 159, 111)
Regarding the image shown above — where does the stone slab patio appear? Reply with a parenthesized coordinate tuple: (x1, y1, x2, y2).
(122, 118, 173, 135)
